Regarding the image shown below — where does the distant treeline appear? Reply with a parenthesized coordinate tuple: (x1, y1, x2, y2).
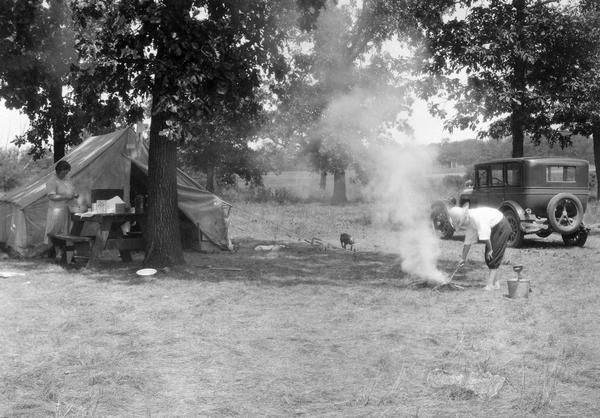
(434, 136, 595, 169)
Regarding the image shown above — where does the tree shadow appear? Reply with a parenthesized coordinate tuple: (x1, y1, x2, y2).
(2, 239, 491, 291)
(185, 239, 485, 291)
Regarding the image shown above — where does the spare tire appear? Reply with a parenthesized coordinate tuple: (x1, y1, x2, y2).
(546, 193, 583, 234)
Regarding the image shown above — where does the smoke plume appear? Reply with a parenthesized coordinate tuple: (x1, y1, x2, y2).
(293, 2, 448, 284)
(320, 86, 448, 284)
(367, 140, 448, 284)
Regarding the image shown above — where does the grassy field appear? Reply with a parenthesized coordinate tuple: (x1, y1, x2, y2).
(2, 177, 600, 416)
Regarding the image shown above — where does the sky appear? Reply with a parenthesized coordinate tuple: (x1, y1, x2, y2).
(408, 98, 475, 143)
(0, 105, 29, 149)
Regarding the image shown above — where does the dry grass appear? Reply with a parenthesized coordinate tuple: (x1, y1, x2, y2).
(1, 199, 600, 416)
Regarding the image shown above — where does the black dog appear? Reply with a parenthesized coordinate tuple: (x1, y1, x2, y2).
(340, 233, 355, 250)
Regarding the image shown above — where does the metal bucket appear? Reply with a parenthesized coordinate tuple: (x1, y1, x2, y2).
(507, 279, 530, 299)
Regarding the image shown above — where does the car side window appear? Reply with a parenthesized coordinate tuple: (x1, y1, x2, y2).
(491, 164, 504, 186)
(476, 167, 489, 188)
(547, 165, 576, 182)
(506, 163, 521, 186)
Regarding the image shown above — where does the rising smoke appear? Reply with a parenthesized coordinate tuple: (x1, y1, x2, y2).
(367, 141, 448, 284)
(319, 87, 448, 284)
(290, 2, 449, 284)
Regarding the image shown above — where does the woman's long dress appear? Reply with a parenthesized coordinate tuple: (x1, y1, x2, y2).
(44, 175, 75, 244)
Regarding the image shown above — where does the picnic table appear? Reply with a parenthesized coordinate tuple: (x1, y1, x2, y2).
(65, 212, 146, 266)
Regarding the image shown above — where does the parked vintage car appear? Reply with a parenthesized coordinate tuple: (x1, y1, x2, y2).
(431, 157, 591, 247)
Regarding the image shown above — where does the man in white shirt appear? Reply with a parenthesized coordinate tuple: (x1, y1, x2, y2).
(448, 204, 512, 290)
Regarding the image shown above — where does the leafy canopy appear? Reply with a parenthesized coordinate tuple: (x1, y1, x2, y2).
(0, 0, 128, 160)
(423, 0, 596, 149)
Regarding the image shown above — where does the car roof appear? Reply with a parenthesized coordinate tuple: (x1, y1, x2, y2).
(474, 157, 589, 165)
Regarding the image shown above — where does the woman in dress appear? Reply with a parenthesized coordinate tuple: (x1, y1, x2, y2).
(44, 161, 78, 259)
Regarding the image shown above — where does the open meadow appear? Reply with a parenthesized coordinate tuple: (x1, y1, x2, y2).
(1, 173, 600, 416)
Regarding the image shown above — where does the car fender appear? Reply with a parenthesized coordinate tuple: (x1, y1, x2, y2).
(499, 200, 526, 220)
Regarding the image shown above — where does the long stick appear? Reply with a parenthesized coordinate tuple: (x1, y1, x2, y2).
(431, 265, 464, 291)
(432, 281, 465, 291)
(448, 265, 462, 281)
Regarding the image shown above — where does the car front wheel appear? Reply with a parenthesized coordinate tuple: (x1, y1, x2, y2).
(502, 209, 524, 248)
(547, 193, 583, 234)
(431, 204, 454, 239)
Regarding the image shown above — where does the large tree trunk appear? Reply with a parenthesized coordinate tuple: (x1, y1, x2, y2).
(145, 108, 184, 267)
(331, 169, 347, 204)
(511, 107, 525, 158)
(49, 80, 66, 162)
(143, 3, 187, 267)
(320, 170, 327, 190)
(593, 121, 600, 199)
(511, 0, 526, 158)
(206, 163, 216, 192)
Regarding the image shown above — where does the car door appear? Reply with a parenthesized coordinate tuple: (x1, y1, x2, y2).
(503, 162, 523, 204)
(471, 165, 490, 207)
(487, 163, 506, 208)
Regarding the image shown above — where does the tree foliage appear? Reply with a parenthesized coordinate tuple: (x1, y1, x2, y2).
(179, 107, 269, 192)
(0, 0, 124, 161)
(551, 0, 600, 196)
(178, 79, 269, 191)
(422, 0, 597, 157)
(272, 1, 414, 203)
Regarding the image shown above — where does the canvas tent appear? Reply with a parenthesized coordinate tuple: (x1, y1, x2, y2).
(0, 127, 232, 256)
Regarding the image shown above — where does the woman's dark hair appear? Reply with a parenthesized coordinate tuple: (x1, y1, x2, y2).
(55, 161, 71, 172)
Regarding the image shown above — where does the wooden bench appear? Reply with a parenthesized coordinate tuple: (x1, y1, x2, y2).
(47, 233, 95, 264)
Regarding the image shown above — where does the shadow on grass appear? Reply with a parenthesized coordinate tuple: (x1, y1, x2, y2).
(185, 239, 485, 291)
(1, 241, 488, 291)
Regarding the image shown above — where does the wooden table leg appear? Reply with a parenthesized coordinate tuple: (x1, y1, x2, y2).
(87, 219, 111, 267)
(65, 240, 74, 264)
(67, 220, 85, 264)
(119, 249, 132, 262)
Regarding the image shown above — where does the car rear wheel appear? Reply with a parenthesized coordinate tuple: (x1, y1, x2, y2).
(431, 204, 454, 239)
(562, 225, 589, 247)
(547, 193, 583, 234)
(502, 209, 523, 248)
